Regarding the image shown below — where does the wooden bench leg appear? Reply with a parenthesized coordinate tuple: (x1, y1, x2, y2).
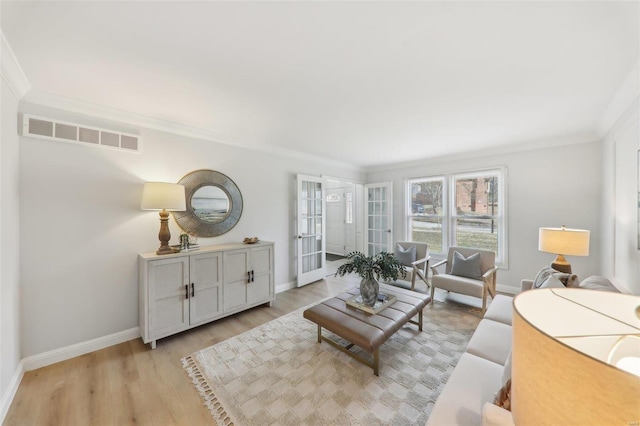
(419, 310, 423, 331)
(317, 324, 322, 343)
(373, 349, 379, 376)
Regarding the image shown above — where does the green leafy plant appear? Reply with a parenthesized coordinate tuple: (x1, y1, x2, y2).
(335, 251, 407, 282)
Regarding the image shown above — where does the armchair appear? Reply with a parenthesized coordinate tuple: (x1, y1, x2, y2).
(394, 241, 430, 290)
(430, 247, 497, 314)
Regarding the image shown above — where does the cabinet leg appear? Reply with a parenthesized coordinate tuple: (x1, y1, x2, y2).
(268, 300, 273, 307)
(151, 340, 156, 350)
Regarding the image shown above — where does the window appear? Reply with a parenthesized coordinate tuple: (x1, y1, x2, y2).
(345, 192, 353, 224)
(408, 177, 445, 253)
(406, 168, 506, 265)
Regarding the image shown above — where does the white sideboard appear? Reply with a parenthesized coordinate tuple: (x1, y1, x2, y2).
(139, 241, 275, 348)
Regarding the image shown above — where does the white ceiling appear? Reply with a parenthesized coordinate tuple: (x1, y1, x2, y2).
(2, 1, 638, 167)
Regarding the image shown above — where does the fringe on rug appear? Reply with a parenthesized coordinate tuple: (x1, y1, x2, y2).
(181, 355, 234, 426)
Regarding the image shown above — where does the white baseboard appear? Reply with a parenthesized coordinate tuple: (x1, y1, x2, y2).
(496, 283, 519, 295)
(0, 360, 24, 424)
(276, 281, 296, 293)
(22, 327, 140, 372)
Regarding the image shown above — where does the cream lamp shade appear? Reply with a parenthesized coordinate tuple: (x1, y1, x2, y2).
(141, 182, 186, 255)
(141, 182, 186, 211)
(512, 288, 640, 425)
(538, 225, 590, 273)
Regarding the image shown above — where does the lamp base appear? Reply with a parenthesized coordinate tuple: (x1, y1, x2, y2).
(551, 254, 572, 274)
(156, 209, 177, 256)
(156, 244, 176, 256)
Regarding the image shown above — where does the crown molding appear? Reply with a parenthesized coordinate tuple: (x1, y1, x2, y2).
(21, 90, 364, 172)
(365, 131, 600, 174)
(0, 32, 30, 99)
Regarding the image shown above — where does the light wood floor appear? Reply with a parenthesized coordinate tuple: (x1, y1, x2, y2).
(3, 271, 485, 426)
(3, 275, 358, 426)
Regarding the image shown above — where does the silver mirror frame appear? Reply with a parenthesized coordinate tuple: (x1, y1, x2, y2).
(173, 169, 243, 237)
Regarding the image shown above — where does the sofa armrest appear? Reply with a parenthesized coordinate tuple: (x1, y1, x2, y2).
(411, 255, 430, 269)
(521, 279, 534, 291)
(430, 259, 447, 275)
(482, 266, 498, 280)
(482, 403, 514, 426)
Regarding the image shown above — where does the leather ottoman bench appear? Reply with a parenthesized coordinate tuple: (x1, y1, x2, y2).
(303, 283, 432, 375)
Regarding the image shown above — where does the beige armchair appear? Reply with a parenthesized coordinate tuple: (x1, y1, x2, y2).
(394, 241, 430, 290)
(430, 246, 497, 314)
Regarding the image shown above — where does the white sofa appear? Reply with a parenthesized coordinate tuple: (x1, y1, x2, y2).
(427, 294, 514, 426)
(427, 274, 621, 425)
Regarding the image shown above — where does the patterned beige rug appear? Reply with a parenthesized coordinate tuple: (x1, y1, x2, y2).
(182, 300, 481, 425)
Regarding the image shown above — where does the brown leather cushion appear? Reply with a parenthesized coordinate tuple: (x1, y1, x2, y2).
(303, 283, 431, 353)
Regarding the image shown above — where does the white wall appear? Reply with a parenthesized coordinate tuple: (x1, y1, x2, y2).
(18, 105, 364, 357)
(0, 79, 21, 410)
(366, 140, 603, 293)
(601, 98, 640, 294)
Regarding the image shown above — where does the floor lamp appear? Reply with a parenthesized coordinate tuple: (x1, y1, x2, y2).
(141, 182, 186, 255)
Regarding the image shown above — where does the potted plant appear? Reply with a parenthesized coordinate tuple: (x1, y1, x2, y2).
(335, 251, 407, 306)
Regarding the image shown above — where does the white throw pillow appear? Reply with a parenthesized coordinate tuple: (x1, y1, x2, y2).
(539, 274, 565, 289)
(482, 403, 515, 426)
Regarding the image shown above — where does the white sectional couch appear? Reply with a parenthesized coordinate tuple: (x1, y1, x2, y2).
(427, 294, 514, 426)
(427, 274, 621, 426)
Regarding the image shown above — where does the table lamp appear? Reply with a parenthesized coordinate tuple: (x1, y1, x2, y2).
(512, 288, 640, 425)
(141, 182, 186, 255)
(538, 225, 590, 273)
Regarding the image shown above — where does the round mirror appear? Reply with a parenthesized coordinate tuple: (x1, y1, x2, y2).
(191, 185, 230, 223)
(173, 170, 243, 237)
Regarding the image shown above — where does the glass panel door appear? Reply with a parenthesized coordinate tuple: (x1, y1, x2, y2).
(364, 182, 393, 255)
(296, 175, 326, 286)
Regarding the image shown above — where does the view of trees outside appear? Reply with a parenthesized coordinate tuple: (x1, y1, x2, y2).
(454, 175, 499, 252)
(409, 174, 500, 255)
(410, 178, 444, 252)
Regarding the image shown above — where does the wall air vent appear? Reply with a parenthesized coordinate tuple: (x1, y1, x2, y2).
(21, 114, 141, 153)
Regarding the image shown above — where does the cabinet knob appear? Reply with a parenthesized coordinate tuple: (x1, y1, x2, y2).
(251, 270, 255, 282)
(185, 284, 189, 300)
(191, 283, 195, 297)
(247, 271, 251, 284)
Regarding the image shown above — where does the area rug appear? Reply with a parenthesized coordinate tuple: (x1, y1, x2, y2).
(182, 301, 481, 425)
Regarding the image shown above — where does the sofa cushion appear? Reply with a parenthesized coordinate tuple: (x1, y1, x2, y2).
(394, 243, 416, 266)
(484, 295, 513, 326)
(482, 403, 515, 426)
(578, 276, 620, 292)
(427, 353, 503, 426)
(451, 251, 483, 279)
(501, 351, 512, 385)
(494, 351, 513, 411)
(466, 319, 512, 366)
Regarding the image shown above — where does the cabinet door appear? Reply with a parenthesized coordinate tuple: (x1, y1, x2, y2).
(148, 257, 189, 339)
(223, 249, 250, 312)
(247, 245, 273, 305)
(189, 252, 223, 326)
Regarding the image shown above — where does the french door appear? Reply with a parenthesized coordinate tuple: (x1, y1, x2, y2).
(364, 182, 393, 255)
(296, 175, 326, 286)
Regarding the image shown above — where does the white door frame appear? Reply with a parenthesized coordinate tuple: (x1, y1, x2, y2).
(296, 174, 326, 286)
(364, 181, 393, 255)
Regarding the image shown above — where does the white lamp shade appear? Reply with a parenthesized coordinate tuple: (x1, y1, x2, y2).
(538, 226, 590, 256)
(512, 289, 640, 424)
(141, 182, 186, 211)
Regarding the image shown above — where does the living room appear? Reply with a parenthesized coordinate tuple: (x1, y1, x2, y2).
(1, 1, 639, 424)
